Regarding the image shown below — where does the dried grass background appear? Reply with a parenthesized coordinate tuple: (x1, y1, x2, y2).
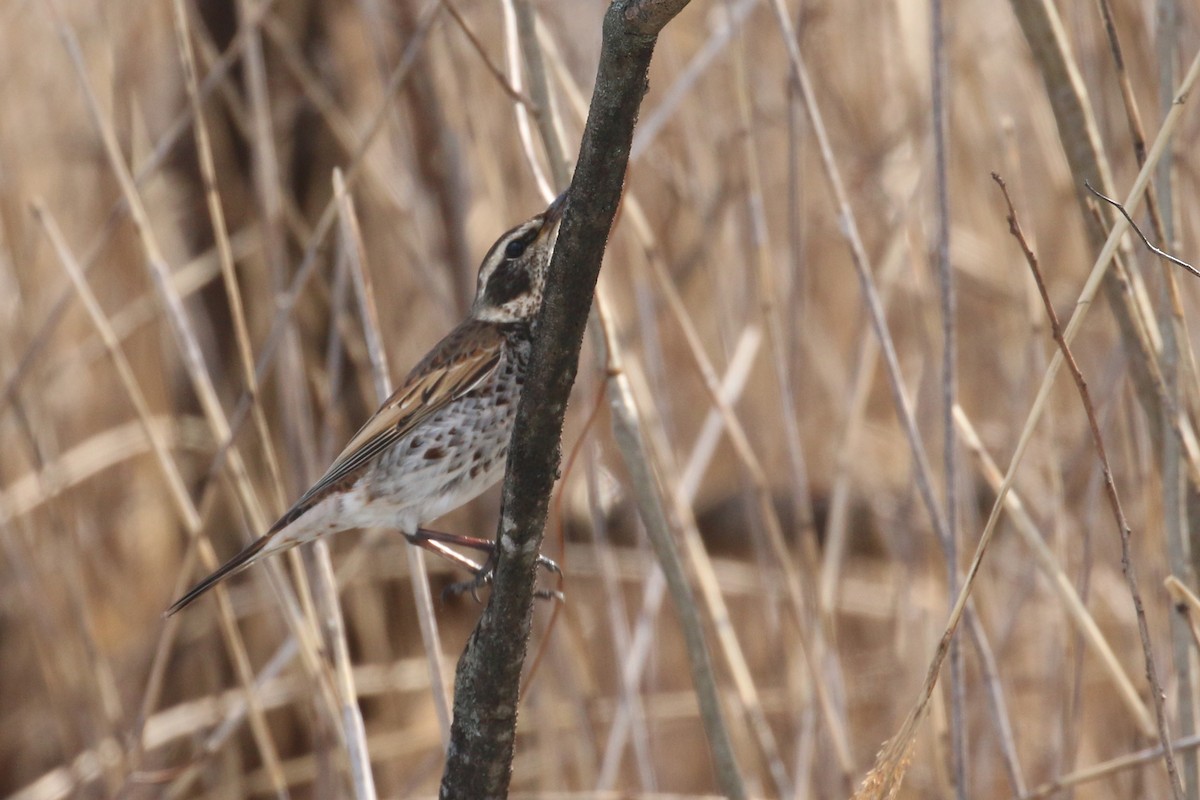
(1, 0, 1199, 797)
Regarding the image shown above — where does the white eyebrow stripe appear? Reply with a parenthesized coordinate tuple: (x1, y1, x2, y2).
(477, 218, 543, 282)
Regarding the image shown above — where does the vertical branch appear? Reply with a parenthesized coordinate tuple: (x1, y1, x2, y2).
(1147, 0, 1199, 793)
(439, 2, 693, 797)
(930, 0, 965, 795)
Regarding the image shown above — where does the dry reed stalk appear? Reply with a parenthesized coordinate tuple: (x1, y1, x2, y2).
(766, 0, 952, 553)
(729, 17, 849, 780)
(10, 655, 443, 800)
(1093, 13, 1200, 791)
(768, 5, 1011, 796)
(1167, 577, 1200, 669)
(1022, 732, 1200, 799)
(117, 10, 447, 783)
(818, 234, 906, 609)
(626, 133, 808, 800)
(0, 0, 279, 421)
(517, 6, 750, 795)
(850, 36, 1200, 797)
(311, 541, 377, 800)
(41, 21, 366, 792)
(32, 203, 290, 795)
(618, 159, 795, 800)
(325, 169, 398, 796)
(954, 405, 1156, 735)
(334, 168, 452, 750)
(928, 0, 967, 793)
(1008, 0, 1200, 491)
(502, 0, 554, 201)
(763, 27, 1022, 790)
(997, 173, 1182, 796)
(45, 232, 257, 380)
(7, 1, 1200, 797)
(602, 303, 750, 800)
(0, 418, 212, 523)
(966, 36, 1200, 707)
(598, 327, 762, 789)
(33, 2, 450, 794)
(45, 0, 339, 693)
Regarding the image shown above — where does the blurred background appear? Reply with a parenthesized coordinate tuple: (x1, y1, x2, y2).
(2, 0, 1199, 797)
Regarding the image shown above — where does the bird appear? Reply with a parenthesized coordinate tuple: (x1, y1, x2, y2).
(166, 194, 566, 616)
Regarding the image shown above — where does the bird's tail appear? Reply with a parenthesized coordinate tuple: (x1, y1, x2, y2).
(164, 534, 273, 617)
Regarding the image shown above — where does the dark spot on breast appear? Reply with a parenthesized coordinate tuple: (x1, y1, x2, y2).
(469, 465, 481, 479)
(472, 450, 482, 462)
(424, 446, 445, 460)
(410, 437, 424, 449)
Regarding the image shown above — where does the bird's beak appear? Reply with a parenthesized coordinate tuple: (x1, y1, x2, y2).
(543, 191, 568, 226)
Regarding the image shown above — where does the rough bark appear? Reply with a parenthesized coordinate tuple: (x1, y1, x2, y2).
(438, 2, 692, 798)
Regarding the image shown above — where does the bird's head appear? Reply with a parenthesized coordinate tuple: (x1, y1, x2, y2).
(470, 194, 566, 324)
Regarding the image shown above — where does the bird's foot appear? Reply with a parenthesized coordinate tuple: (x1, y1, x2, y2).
(441, 552, 564, 604)
(406, 528, 563, 603)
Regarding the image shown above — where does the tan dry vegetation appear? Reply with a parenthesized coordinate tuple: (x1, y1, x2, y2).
(1, 0, 1199, 798)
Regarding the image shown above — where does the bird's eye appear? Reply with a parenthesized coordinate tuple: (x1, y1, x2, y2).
(504, 239, 528, 259)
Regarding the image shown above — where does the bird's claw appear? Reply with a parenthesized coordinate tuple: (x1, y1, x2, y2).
(442, 568, 492, 603)
(441, 553, 563, 604)
(535, 554, 562, 576)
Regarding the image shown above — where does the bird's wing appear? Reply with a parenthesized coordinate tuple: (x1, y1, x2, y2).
(165, 320, 507, 615)
(278, 321, 505, 523)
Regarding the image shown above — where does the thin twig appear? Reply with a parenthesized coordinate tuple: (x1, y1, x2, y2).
(994, 172, 1183, 800)
(1092, 10, 1200, 780)
(444, 0, 533, 106)
(1084, 181, 1200, 279)
(1094, 0, 1165, 237)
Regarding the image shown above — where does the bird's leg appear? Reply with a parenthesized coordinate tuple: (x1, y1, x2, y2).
(402, 532, 486, 574)
(406, 527, 562, 603)
(410, 528, 562, 577)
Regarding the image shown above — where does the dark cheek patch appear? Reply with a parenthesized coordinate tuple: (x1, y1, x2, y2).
(484, 266, 532, 306)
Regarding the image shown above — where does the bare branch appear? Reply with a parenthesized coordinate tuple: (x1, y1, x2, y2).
(1085, 180, 1200, 279)
(438, 1, 694, 797)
